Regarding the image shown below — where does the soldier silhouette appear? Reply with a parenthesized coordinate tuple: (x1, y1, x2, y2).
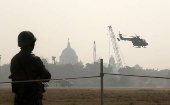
(9, 31, 51, 105)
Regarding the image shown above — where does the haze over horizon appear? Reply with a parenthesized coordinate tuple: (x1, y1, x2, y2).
(0, 0, 170, 70)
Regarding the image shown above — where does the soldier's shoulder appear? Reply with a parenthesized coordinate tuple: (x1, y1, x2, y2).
(11, 53, 19, 62)
(31, 54, 43, 63)
(31, 54, 41, 60)
(31, 54, 39, 58)
(31, 54, 44, 67)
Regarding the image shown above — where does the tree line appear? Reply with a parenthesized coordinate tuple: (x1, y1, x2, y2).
(0, 59, 170, 87)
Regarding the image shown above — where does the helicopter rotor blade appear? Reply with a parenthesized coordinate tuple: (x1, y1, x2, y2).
(134, 33, 140, 36)
(135, 33, 138, 36)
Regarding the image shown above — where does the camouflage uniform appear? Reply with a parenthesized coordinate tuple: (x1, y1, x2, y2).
(9, 31, 51, 105)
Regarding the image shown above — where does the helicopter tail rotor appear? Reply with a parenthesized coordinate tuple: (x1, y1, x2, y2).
(117, 38, 120, 41)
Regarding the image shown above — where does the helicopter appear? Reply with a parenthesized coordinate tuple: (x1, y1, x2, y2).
(117, 32, 148, 48)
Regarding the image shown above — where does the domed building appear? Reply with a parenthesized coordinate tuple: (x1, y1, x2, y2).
(59, 39, 79, 65)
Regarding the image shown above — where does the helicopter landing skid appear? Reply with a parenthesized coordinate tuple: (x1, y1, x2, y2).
(133, 46, 146, 48)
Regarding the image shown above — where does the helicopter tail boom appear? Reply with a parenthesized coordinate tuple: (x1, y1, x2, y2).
(119, 34, 132, 41)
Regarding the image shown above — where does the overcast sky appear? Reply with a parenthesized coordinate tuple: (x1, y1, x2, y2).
(0, 0, 170, 70)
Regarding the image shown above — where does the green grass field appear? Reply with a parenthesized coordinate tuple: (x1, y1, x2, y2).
(1, 87, 170, 105)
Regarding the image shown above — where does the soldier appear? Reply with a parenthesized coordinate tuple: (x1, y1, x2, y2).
(9, 31, 51, 105)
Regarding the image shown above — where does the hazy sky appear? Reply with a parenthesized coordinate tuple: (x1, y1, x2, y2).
(0, 0, 170, 70)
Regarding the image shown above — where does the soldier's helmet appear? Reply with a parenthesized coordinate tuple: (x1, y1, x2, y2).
(18, 31, 37, 47)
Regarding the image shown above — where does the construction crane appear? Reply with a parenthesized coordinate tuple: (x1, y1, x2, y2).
(108, 25, 125, 71)
(52, 56, 57, 81)
(52, 56, 56, 65)
(93, 41, 96, 62)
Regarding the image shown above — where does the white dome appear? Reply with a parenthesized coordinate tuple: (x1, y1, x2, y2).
(59, 40, 78, 64)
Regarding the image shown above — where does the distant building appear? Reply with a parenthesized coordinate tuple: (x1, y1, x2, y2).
(134, 64, 142, 70)
(59, 39, 82, 65)
(109, 55, 116, 67)
(109, 55, 117, 73)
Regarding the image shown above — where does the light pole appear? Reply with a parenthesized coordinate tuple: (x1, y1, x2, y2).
(0, 55, 1, 82)
(0, 55, 1, 66)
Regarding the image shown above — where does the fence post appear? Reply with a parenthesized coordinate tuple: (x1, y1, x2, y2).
(100, 59, 104, 105)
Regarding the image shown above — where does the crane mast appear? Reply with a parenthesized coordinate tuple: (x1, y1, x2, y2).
(93, 41, 96, 62)
(52, 56, 56, 65)
(108, 26, 125, 71)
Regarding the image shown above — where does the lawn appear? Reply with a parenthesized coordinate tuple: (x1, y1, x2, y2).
(1, 87, 170, 105)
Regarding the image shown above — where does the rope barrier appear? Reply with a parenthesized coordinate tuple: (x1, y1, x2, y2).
(104, 73, 170, 79)
(0, 76, 101, 84)
(1, 73, 170, 84)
